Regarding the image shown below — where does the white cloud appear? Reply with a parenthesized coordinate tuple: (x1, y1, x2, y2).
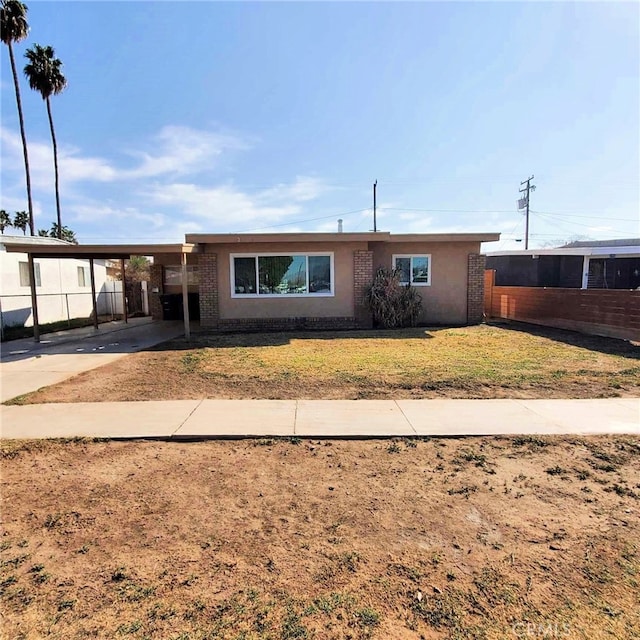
(142, 177, 328, 228)
(0, 124, 247, 190)
(0, 192, 43, 217)
(0, 127, 117, 191)
(121, 125, 248, 179)
(587, 225, 616, 234)
(1, 124, 332, 238)
(257, 176, 328, 203)
(68, 202, 166, 228)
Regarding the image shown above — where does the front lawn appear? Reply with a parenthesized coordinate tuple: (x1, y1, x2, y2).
(9, 323, 639, 404)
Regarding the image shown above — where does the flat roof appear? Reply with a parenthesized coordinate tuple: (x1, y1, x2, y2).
(382, 233, 500, 243)
(0, 235, 72, 247)
(185, 231, 500, 244)
(4, 232, 502, 259)
(3, 243, 200, 259)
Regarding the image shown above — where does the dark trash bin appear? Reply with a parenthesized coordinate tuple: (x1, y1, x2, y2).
(159, 293, 200, 321)
(159, 294, 182, 321)
(188, 293, 200, 321)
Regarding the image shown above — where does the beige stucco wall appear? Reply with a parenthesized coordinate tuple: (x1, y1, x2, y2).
(371, 241, 481, 325)
(152, 240, 482, 325)
(207, 241, 366, 320)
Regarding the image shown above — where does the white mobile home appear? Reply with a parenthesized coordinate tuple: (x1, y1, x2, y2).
(0, 235, 114, 333)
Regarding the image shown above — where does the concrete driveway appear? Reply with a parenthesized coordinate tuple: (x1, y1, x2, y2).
(0, 318, 184, 402)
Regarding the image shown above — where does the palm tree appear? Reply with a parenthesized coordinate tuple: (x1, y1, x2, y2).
(24, 44, 67, 239)
(49, 221, 76, 243)
(0, 209, 12, 234)
(1, 0, 34, 235)
(13, 209, 29, 234)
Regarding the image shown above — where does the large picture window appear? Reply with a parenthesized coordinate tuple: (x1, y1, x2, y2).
(392, 254, 431, 286)
(231, 253, 333, 297)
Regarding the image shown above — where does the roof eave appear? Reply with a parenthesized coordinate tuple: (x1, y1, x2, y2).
(3, 243, 201, 258)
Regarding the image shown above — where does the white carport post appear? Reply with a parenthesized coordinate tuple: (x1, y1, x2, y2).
(120, 258, 128, 323)
(89, 258, 99, 330)
(181, 251, 191, 340)
(28, 253, 40, 343)
(581, 256, 590, 289)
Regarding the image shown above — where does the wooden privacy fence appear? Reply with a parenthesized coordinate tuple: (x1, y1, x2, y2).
(484, 270, 640, 341)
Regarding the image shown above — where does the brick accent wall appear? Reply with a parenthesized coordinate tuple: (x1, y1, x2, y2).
(216, 317, 359, 333)
(467, 253, 486, 325)
(149, 264, 163, 320)
(487, 286, 640, 342)
(353, 250, 373, 329)
(199, 253, 219, 328)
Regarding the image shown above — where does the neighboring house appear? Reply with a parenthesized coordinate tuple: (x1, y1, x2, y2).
(0, 235, 110, 332)
(484, 239, 640, 341)
(149, 231, 499, 330)
(486, 239, 640, 290)
(105, 259, 121, 281)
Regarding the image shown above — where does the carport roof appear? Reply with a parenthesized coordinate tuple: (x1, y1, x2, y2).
(3, 242, 200, 259)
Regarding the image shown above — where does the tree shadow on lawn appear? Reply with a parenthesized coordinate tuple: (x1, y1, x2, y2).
(150, 326, 441, 352)
(486, 320, 640, 361)
(151, 322, 640, 362)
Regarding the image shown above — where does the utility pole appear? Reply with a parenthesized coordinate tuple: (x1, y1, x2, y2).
(519, 175, 536, 249)
(373, 180, 377, 232)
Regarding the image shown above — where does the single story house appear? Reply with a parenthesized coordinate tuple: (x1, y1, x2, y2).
(4, 230, 499, 340)
(150, 231, 499, 331)
(486, 239, 640, 290)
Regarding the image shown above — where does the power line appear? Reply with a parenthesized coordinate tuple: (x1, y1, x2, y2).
(528, 232, 632, 238)
(379, 206, 637, 217)
(531, 210, 637, 222)
(534, 210, 620, 231)
(378, 207, 516, 213)
(495, 217, 524, 249)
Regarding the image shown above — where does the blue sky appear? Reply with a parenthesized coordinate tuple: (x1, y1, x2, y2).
(1, 1, 638, 250)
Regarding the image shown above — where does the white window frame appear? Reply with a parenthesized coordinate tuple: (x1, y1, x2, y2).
(77, 266, 88, 287)
(230, 252, 335, 298)
(392, 254, 432, 286)
(19, 261, 41, 287)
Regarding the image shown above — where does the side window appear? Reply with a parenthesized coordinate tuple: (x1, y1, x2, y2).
(393, 255, 431, 286)
(19, 261, 41, 287)
(77, 266, 88, 287)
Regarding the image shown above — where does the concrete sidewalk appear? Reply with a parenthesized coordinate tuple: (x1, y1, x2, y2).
(1, 398, 638, 440)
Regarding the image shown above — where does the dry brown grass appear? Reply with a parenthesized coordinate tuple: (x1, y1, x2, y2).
(1, 435, 639, 639)
(9, 323, 640, 404)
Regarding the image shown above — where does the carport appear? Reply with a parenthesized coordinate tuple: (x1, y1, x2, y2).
(4, 242, 200, 342)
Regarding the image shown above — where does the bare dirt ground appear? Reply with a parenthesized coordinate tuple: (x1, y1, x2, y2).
(2, 435, 639, 639)
(8, 324, 640, 404)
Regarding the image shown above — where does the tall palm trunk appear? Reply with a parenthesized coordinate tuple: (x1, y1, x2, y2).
(7, 39, 34, 235)
(45, 96, 61, 238)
